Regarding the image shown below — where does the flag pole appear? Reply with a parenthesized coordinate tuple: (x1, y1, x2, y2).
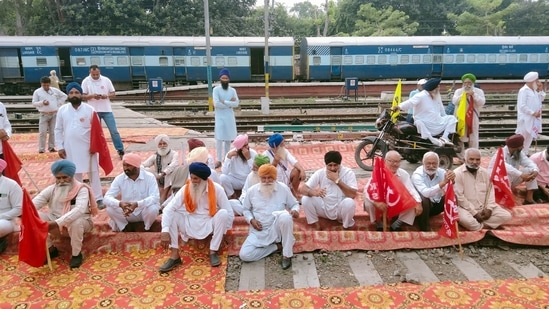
(483, 182, 493, 210)
(454, 221, 463, 259)
(382, 211, 387, 232)
(21, 165, 41, 193)
(45, 243, 53, 271)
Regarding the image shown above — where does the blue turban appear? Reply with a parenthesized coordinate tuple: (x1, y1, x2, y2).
(66, 82, 83, 94)
(51, 159, 76, 177)
(268, 133, 284, 148)
(189, 162, 211, 180)
(219, 68, 230, 79)
(423, 78, 441, 91)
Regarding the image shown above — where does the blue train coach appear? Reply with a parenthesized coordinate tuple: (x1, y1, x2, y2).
(0, 36, 295, 95)
(300, 36, 549, 81)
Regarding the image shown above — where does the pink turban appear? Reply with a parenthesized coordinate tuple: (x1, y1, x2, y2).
(0, 159, 6, 173)
(123, 153, 142, 168)
(233, 134, 248, 150)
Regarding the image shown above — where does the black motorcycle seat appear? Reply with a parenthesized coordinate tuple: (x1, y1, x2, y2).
(394, 122, 418, 136)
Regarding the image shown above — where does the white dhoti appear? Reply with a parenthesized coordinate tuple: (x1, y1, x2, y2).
(239, 212, 295, 261)
(414, 115, 457, 139)
(229, 199, 244, 216)
(39, 212, 93, 256)
(0, 219, 18, 238)
(220, 174, 245, 197)
(167, 208, 230, 251)
(457, 206, 512, 231)
(106, 204, 159, 231)
(74, 172, 102, 201)
(509, 167, 538, 190)
(301, 196, 355, 228)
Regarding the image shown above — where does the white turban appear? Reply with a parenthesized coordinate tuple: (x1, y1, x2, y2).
(155, 134, 169, 145)
(524, 72, 539, 83)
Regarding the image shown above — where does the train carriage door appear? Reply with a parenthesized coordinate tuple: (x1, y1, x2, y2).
(174, 47, 187, 83)
(431, 45, 444, 77)
(130, 47, 145, 80)
(58, 47, 72, 79)
(330, 47, 342, 80)
(250, 47, 264, 81)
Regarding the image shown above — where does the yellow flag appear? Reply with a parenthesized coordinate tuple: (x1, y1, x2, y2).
(391, 79, 402, 123)
(456, 92, 467, 137)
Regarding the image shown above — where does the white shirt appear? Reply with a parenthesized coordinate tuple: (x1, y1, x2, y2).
(161, 181, 233, 239)
(305, 166, 357, 217)
(0, 102, 12, 154)
(0, 176, 22, 221)
(242, 182, 299, 247)
(33, 182, 91, 228)
(412, 166, 447, 203)
(263, 148, 299, 185)
(104, 169, 160, 216)
(222, 148, 258, 181)
(516, 84, 543, 137)
(54, 103, 99, 173)
(81, 75, 115, 112)
(32, 87, 67, 113)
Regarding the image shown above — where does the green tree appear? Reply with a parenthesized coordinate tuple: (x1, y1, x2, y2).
(353, 4, 418, 36)
(505, 0, 549, 35)
(447, 0, 519, 35)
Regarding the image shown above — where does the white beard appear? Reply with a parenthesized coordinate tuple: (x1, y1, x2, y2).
(249, 172, 260, 187)
(259, 182, 275, 198)
(157, 148, 170, 156)
(190, 181, 207, 204)
(276, 147, 287, 161)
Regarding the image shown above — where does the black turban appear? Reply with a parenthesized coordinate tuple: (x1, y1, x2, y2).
(189, 162, 211, 180)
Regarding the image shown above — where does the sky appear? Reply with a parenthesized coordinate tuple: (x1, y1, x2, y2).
(266, 0, 329, 9)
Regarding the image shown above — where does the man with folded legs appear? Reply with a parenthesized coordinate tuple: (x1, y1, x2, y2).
(239, 164, 300, 270)
(159, 162, 233, 272)
(0, 159, 22, 254)
(32, 160, 97, 268)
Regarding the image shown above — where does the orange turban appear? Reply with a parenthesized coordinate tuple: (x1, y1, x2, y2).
(258, 164, 277, 179)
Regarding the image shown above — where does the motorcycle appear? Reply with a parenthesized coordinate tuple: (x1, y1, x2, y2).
(355, 109, 460, 171)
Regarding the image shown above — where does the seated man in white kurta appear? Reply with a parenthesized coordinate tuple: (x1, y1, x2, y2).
(0, 159, 22, 254)
(159, 162, 233, 273)
(229, 154, 271, 216)
(239, 164, 300, 270)
(104, 153, 160, 232)
(220, 134, 257, 199)
(301, 151, 358, 229)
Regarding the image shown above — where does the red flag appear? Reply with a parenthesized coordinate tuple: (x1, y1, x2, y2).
(367, 157, 417, 220)
(90, 111, 113, 175)
(18, 189, 48, 267)
(490, 147, 515, 208)
(438, 182, 459, 238)
(1, 140, 22, 185)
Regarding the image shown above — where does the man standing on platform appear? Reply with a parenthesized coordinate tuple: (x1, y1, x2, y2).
(454, 148, 512, 231)
(104, 153, 160, 232)
(488, 134, 539, 204)
(239, 164, 300, 270)
(32, 160, 97, 268)
(32, 76, 67, 153)
(81, 65, 125, 159)
(213, 68, 239, 164)
(0, 101, 12, 160)
(363, 151, 422, 231)
(301, 150, 358, 229)
(159, 162, 233, 273)
(452, 73, 486, 161)
(412, 152, 455, 231)
(0, 159, 22, 254)
(516, 71, 544, 155)
(55, 82, 104, 207)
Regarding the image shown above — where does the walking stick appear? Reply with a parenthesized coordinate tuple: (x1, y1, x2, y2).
(454, 221, 463, 259)
(45, 242, 53, 271)
(382, 211, 387, 232)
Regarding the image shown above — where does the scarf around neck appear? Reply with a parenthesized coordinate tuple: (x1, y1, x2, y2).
(183, 178, 217, 216)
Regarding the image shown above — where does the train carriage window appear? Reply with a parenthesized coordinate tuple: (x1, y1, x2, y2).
(366, 55, 375, 65)
(344, 55, 353, 65)
(91, 56, 100, 65)
(508, 54, 517, 63)
(104, 56, 114, 66)
(487, 54, 496, 63)
(411, 55, 420, 64)
(433, 55, 442, 63)
(456, 54, 465, 63)
(423, 55, 432, 63)
(228, 57, 237, 66)
(159, 56, 169, 66)
(190, 57, 200, 66)
(355, 55, 364, 65)
(36, 58, 47, 66)
(444, 55, 453, 63)
(174, 56, 185, 66)
(389, 54, 397, 65)
(215, 56, 225, 67)
(478, 54, 486, 63)
(519, 54, 528, 62)
(131, 56, 143, 66)
(378, 55, 387, 64)
(539, 54, 547, 62)
(117, 57, 128, 65)
(313, 56, 321, 65)
(203, 57, 209, 65)
(498, 54, 507, 63)
(76, 57, 86, 66)
(400, 55, 409, 64)
(467, 55, 475, 63)
(531, 54, 538, 62)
